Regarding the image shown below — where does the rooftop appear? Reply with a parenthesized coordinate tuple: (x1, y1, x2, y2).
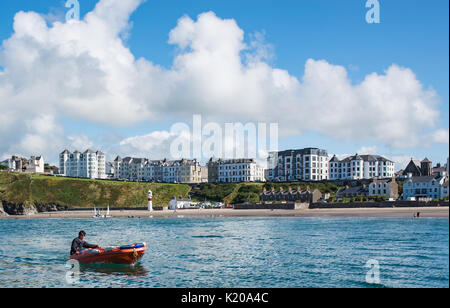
(339, 154, 393, 163)
(406, 176, 444, 183)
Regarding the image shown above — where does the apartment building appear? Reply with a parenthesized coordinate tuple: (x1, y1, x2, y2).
(402, 175, 447, 201)
(208, 158, 265, 183)
(60, 149, 106, 179)
(266, 148, 329, 182)
(329, 154, 395, 180)
(180, 159, 207, 184)
(207, 158, 220, 183)
(113, 157, 207, 184)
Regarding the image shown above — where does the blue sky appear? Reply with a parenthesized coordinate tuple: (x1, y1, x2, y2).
(0, 0, 448, 167)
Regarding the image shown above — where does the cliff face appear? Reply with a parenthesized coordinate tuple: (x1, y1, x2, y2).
(0, 202, 9, 217)
(1, 201, 37, 216)
(0, 201, 68, 216)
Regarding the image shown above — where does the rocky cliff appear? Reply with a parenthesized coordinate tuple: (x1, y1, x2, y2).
(0, 202, 9, 217)
(0, 201, 70, 216)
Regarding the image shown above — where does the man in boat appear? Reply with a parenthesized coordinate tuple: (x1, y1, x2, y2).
(70, 230, 101, 256)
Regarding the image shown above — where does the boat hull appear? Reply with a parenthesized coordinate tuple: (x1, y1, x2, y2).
(70, 243, 146, 265)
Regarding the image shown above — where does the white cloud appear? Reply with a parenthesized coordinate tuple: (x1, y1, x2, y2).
(356, 146, 379, 155)
(0, 0, 447, 163)
(429, 129, 449, 145)
(67, 135, 95, 150)
(113, 127, 269, 167)
(116, 131, 175, 159)
(1, 113, 95, 163)
(390, 155, 415, 171)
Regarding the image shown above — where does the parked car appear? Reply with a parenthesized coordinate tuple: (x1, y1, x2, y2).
(199, 202, 212, 209)
(212, 202, 224, 208)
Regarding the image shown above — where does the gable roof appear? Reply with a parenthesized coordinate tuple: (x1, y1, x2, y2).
(337, 186, 368, 195)
(338, 154, 392, 163)
(329, 155, 340, 162)
(407, 176, 443, 184)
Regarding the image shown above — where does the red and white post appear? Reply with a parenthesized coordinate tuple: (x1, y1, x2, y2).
(148, 190, 153, 212)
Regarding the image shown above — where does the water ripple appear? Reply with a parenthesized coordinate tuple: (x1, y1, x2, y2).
(0, 217, 448, 288)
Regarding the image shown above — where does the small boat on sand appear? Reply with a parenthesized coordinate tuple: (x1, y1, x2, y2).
(70, 243, 147, 265)
(92, 206, 112, 218)
(104, 206, 111, 218)
(92, 207, 101, 218)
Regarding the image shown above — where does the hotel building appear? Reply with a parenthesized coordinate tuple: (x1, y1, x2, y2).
(113, 157, 207, 184)
(209, 158, 265, 183)
(266, 148, 329, 182)
(329, 154, 395, 180)
(60, 149, 106, 179)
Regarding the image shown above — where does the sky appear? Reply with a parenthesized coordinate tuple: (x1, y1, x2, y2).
(0, 0, 448, 169)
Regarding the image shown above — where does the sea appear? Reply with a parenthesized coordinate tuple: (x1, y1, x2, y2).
(0, 217, 448, 288)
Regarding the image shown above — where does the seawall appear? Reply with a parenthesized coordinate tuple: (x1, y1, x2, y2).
(309, 201, 449, 209)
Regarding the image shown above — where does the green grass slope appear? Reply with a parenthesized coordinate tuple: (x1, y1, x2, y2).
(0, 173, 191, 208)
(1, 172, 340, 208)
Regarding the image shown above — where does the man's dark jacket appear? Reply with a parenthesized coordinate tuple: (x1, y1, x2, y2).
(70, 237, 98, 255)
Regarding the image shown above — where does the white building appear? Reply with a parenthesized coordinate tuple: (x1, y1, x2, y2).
(216, 159, 265, 183)
(25, 156, 45, 173)
(1, 155, 44, 173)
(145, 161, 163, 182)
(329, 154, 395, 180)
(162, 160, 182, 183)
(59, 149, 106, 179)
(1, 158, 16, 170)
(1, 157, 22, 171)
(266, 148, 329, 182)
(106, 162, 115, 178)
(169, 197, 194, 210)
(403, 175, 447, 201)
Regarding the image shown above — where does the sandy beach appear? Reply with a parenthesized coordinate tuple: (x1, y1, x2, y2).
(2, 207, 448, 219)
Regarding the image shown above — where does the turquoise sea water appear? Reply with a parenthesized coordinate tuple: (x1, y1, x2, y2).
(0, 217, 448, 288)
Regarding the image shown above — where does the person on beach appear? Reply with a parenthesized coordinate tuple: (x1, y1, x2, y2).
(70, 230, 101, 256)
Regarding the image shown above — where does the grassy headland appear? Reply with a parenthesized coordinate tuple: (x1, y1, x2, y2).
(0, 173, 190, 208)
(0, 172, 340, 209)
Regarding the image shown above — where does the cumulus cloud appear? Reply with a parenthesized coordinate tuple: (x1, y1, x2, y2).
(115, 131, 175, 159)
(0, 0, 446, 163)
(356, 146, 379, 155)
(428, 129, 449, 145)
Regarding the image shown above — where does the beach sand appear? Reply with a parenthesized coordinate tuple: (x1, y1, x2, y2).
(3, 207, 448, 219)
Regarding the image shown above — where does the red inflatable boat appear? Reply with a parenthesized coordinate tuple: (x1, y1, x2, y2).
(69, 243, 147, 265)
